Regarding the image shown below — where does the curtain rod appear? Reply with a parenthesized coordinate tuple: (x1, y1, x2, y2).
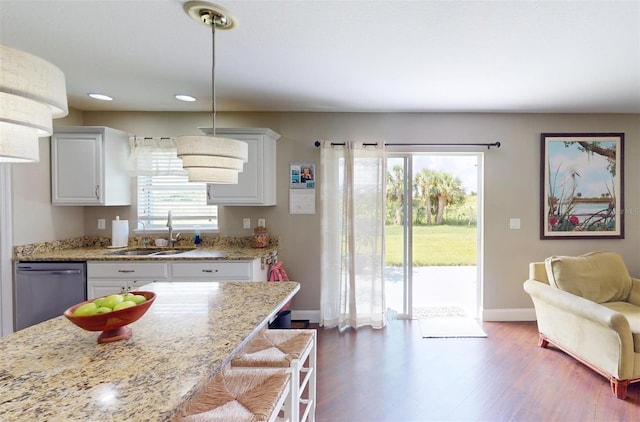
(313, 141, 501, 149)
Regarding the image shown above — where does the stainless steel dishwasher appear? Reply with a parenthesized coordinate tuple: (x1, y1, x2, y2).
(14, 262, 87, 331)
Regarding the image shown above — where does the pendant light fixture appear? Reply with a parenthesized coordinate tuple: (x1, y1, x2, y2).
(0, 45, 68, 163)
(176, 1, 248, 183)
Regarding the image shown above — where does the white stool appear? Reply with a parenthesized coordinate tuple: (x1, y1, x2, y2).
(231, 329, 317, 422)
(177, 368, 293, 422)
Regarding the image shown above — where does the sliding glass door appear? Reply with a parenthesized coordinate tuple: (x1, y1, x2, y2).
(385, 152, 482, 320)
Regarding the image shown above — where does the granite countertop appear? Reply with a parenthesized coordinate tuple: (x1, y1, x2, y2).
(16, 245, 276, 262)
(0, 281, 300, 421)
(14, 236, 278, 262)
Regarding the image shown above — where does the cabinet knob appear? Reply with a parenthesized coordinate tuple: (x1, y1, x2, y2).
(118, 269, 135, 273)
(202, 269, 218, 273)
(95, 185, 100, 200)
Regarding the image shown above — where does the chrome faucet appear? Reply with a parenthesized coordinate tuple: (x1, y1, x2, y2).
(137, 220, 147, 248)
(166, 211, 180, 247)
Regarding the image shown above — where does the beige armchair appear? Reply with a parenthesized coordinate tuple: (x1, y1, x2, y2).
(523, 251, 640, 399)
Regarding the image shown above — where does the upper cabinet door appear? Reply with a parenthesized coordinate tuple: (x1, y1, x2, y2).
(51, 131, 103, 205)
(51, 126, 131, 206)
(205, 128, 280, 206)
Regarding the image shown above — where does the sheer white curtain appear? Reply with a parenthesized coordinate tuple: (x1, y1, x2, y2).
(320, 141, 387, 331)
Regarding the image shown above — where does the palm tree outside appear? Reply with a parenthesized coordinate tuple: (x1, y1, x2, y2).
(386, 165, 405, 226)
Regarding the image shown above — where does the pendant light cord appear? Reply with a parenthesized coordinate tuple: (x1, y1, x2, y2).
(211, 21, 217, 137)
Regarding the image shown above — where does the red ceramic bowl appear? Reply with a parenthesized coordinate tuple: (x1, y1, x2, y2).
(64, 291, 156, 343)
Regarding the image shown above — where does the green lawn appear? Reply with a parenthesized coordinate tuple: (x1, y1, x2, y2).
(385, 225, 477, 266)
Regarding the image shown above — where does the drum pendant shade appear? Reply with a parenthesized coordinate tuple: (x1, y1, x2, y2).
(0, 45, 68, 163)
(176, 2, 247, 183)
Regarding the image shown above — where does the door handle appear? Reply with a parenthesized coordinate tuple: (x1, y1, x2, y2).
(16, 269, 82, 275)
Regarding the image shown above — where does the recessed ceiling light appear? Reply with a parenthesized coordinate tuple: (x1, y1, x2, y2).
(88, 93, 113, 101)
(175, 94, 197, 102)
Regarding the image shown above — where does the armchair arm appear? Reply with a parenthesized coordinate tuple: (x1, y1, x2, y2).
(524, 279, 631, 332)
(627, 278, 640, 306)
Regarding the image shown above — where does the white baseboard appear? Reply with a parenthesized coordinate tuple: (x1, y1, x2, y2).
(482, 308, 537, 321)
(291, 310, 320, 324)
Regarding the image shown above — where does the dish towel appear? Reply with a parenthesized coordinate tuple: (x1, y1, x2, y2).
(268, 261, 291, 311)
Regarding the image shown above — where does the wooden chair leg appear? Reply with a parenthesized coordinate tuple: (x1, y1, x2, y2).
(610, 379, 629, 399)
(538, 334, 549, 348)
(536, 333, 631, 400)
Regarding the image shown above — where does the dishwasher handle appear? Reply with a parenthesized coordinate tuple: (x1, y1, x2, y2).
(16, 269, 82, 276)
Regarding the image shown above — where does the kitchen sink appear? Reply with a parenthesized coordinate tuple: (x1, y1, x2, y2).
(109, 248, 195, 256)
(149, 249, 195, 256)
(109, 248, 163, 256)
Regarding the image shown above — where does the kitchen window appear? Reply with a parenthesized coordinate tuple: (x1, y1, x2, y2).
(131, 137, 217, 231)
(137, 175, 217, 231)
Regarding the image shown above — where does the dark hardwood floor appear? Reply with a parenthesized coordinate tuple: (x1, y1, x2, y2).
(313, 320, 640, 422)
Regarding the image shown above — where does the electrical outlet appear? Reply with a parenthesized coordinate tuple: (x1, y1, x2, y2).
(258, 218, 265, 228)
(243, 218, 251, 229)
(97, 219, 106, 230)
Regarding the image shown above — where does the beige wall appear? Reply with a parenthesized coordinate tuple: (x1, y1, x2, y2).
(12, 109, 85, 245)
(12, 111, 640, 316)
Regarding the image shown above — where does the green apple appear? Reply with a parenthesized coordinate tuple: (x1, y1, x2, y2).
(121, 293, 136, 302)
(73, 302, 98, 316)
(93, 297, 109, 307)
(113, 300, 136, 311)
(102, 294, 124, 309)
(130, 295, 147, 305)
(95, 307, 112, 314)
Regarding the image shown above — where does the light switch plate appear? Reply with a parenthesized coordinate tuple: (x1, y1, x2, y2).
(97, 219, 106, 230)
(243, 218, 251, 229)
(258, 218, 265, 228)
(509, 218, 521, 229)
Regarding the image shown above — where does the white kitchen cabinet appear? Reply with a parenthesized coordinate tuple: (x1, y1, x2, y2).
(87, 260, 266, 299)
(204, 128, 279, 206)
(87, 261, 169, 299)
(51, 126, 131, 206)
(88, 281, 148, 299)
(171, 259, 267, 281)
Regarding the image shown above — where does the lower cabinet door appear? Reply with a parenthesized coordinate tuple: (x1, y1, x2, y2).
(88, 281, 126, 299)
(129, 279, 154, 291)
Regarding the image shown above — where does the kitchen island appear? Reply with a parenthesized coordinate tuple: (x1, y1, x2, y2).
(0, 281, 299, 420)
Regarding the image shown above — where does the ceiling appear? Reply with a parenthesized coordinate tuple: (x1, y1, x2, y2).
(1, 0, 639, 114)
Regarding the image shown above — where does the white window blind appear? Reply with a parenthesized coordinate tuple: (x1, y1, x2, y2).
(131, 137, 217, 231)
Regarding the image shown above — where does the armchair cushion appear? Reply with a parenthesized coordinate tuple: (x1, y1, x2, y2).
(545, 251, 632, 304)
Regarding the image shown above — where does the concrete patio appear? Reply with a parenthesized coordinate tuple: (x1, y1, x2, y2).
(385, 265, 479, 318)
